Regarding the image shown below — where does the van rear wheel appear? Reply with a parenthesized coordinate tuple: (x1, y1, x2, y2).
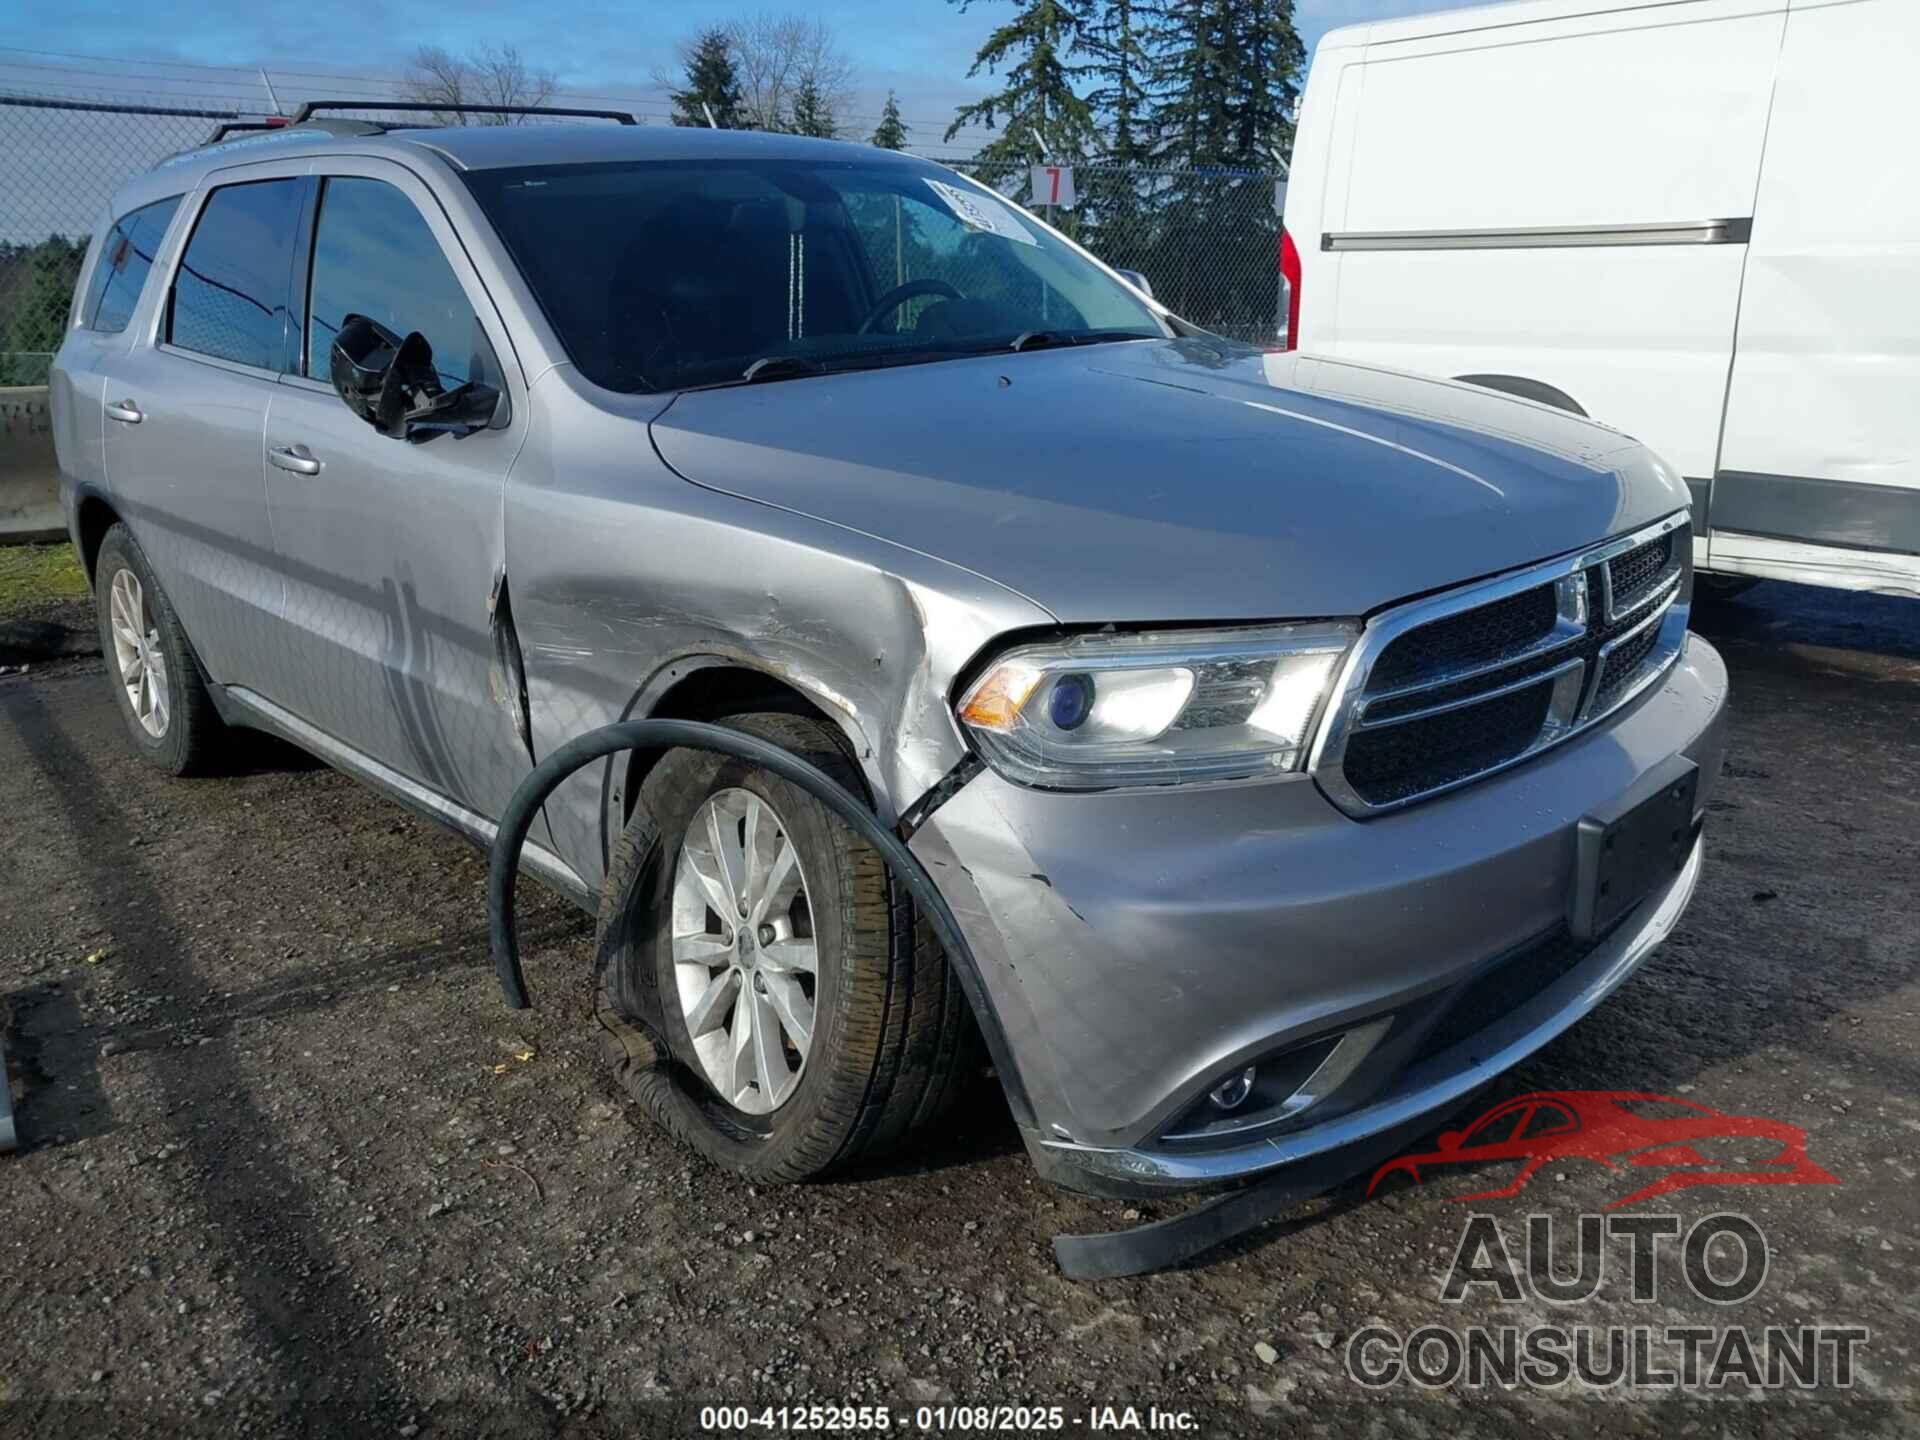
(595, 711, 976, 1183)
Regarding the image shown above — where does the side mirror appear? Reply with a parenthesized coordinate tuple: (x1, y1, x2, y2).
(1437, 1130, 1463, 1152)
(1114, 267, 1154, 299)
(329, 314, 501, 441)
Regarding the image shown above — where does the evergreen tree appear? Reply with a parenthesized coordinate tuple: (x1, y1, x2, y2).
(945, 0, 1100, 166)
(1225, 0, 1304, 166)
(871, 89, 910, 149)
(1076, 0, 1157, 265)
(1085, 0, 1153, 166)
(0, 235, 85, 386)
(671, 27, 744, 128)
(1145, 0, 1228, 169)
(788, 75, 837, 137)
(1139, 0, 1301, 336)
(1148, 0, 1302, 169)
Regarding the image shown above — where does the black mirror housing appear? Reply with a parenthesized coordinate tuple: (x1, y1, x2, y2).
(329, 314, 502, 441)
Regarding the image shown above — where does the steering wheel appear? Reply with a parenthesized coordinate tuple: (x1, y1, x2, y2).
(857, 278, 964, 334)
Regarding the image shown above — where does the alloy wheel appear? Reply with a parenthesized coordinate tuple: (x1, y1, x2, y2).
(671, 787, 819, 1114)
(107, 568, 169, 739)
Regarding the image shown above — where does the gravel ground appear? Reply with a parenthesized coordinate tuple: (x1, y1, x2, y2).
(1, 580, 1915, 1438)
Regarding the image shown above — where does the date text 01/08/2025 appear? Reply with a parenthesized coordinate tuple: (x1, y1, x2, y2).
(699, 1405, 1201, 1432)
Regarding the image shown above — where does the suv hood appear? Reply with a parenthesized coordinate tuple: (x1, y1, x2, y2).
(649, 340, 1691, 623)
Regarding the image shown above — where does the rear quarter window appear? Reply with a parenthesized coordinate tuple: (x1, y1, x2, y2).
(167, 178, 304, 370)
(82, 196, 181, 334)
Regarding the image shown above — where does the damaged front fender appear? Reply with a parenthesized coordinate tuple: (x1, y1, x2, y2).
(486, 568, 535, 758)
(501, 367, 1053, 892)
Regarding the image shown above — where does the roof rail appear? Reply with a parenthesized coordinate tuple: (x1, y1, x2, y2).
(287, 99, 639, 126)
(204, 116, 291, 143)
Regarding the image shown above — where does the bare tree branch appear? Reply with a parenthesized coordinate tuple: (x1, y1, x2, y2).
(726, 12, 855, 135)
(474, 44, 556, 114)
(403, 44, 557, 125)
(405, 45, 468, 124)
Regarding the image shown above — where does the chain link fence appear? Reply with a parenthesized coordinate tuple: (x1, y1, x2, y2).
(0, 93, 1284, 386)
(1, 96, 242, 384)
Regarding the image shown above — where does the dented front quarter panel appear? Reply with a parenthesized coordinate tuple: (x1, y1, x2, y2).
(504, 365, 1053, 890)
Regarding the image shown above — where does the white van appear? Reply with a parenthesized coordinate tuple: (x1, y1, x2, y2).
(1281, 0, 1919, 597)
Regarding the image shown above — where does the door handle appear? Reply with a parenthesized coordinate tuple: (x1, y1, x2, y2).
(105, 399, 144, 424)
(268, 443, 323, 477)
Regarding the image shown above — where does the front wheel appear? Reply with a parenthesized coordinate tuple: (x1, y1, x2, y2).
(93, 523, 221, 775)
(596, 712, 976, 1183)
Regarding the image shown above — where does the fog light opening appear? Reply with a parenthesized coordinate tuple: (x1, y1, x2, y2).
(1209, 1065, 1258, 1112)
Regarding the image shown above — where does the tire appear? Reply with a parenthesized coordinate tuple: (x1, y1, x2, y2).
(595, 712, 976, 1183)
(93, 523, 222, 775)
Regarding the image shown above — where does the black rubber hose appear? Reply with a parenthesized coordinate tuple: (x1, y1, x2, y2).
(487, 719, 1399, 1279)
(485, 719, 1033, 1120)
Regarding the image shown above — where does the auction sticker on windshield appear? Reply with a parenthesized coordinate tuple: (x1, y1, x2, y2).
(923, 179, 1039, 246)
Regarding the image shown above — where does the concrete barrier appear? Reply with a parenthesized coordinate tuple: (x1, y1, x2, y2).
(1, 386, 64, 545)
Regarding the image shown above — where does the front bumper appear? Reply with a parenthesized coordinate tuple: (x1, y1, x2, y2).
(910, 634, 1729, 1197)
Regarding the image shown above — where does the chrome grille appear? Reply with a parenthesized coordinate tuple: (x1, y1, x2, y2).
(1366, 585, 1557, 691)
(1312, 513, 1691, 815)
(1607, 532, 1673, 612)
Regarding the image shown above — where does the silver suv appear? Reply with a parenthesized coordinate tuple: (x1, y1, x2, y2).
(50, 113, 1728, 1198)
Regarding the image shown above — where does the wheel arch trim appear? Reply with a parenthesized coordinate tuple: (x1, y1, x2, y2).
(1452, 374, 1589, 417)
(598, 652, 893, 870)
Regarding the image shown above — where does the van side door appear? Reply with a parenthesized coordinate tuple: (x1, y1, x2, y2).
(1315, 1, 1786, 493)
(1713, 0, 1920, 588)
(261, 157, 535, 826)
(101, 163, 310, 687)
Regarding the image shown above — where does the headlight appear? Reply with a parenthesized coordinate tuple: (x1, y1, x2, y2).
(956, 623, 1357, 789)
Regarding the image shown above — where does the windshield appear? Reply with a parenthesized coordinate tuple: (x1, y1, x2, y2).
(461, 156, 1167, 392)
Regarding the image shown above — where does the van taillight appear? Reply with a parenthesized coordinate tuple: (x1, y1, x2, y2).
(1279, 226, 1302, 351)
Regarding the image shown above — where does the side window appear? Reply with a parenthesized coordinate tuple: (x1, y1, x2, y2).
(168, 178, 304, 370)
(305, 177, 493, 389)
(84, 196, 181, 334)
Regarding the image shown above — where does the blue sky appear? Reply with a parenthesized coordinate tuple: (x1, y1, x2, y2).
(2, 1, 1469, 156)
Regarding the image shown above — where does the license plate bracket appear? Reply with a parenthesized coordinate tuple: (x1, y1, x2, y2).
(1569, 754, 1698, 942)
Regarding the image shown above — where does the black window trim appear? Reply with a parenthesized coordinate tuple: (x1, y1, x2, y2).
(284, 176, 322, 378)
